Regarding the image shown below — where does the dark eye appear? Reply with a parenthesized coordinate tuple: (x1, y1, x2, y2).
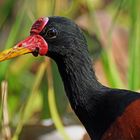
(46, 28, 58, 39)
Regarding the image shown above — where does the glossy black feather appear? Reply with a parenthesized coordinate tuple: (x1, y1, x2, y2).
(39, 16, 140, 140)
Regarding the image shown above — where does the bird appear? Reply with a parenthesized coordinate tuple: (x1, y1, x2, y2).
(0, 16, 140, 140)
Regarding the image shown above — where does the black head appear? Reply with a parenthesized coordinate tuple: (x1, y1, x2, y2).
(0, 16, 88, 62)
(39, 16, 87, 60)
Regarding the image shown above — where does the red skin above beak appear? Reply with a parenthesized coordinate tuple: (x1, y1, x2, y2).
(16, 34, 48, 56)
(0, 17, 49, 62)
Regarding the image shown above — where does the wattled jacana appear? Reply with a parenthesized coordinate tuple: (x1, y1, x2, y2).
(0, 17, 140, 140)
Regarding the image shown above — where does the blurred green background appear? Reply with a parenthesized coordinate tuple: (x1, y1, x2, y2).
(0, 0, 140, 140)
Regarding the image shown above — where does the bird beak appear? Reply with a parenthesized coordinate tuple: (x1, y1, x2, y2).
(0, 34, 48, 62)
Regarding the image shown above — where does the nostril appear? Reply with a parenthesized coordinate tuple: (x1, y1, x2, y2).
(32, 47, 39, 57)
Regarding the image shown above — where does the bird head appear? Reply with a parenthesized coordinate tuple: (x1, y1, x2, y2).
(0, 16, 86, 62)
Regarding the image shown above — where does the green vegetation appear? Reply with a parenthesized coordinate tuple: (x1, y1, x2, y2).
(0, 0, 140, 140)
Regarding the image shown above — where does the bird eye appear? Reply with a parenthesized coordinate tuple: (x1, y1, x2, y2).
(46, 28, 58, 39)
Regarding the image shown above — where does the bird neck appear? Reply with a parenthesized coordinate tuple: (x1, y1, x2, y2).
(51, 40, 108, 139)
(55, 46, 104, 110)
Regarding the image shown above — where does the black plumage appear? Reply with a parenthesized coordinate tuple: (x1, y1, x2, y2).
(39, 17, 140, 140)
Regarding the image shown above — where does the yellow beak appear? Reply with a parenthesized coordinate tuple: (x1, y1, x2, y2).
(0, 45, 32, 62)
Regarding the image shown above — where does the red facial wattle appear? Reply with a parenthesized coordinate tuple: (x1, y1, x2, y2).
(17, 17, 49, 56)
(17, 35, 48, 56)
(30, 17, 49, 35)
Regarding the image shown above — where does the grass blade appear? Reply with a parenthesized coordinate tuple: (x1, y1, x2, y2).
(12, 61, 47, 140)
(101, 50, 124, 88)
(1, 80, 11, 140)
(128, 0, 140, 90)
